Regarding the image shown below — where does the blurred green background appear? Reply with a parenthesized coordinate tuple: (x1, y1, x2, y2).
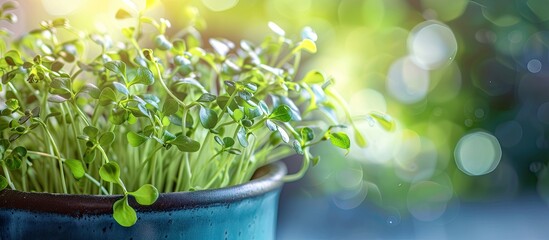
(6, 0, 549, 232)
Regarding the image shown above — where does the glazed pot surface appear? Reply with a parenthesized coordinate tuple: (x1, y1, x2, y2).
(0, 162, 286, 240)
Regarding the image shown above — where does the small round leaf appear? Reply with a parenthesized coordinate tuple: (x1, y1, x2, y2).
(99, 162, 121, 183)
(113, 196, 137, 227)
(129, 184, 159, 205)
(65, 159, 85, 179)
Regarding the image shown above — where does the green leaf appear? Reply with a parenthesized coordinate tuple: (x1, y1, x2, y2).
(369, 112, 395, 131)
(4, 50, 23, 66)
(228, 148, 242, 155)
(298, 39, 317, 54)
(197, 93, 216, 102)
(292, 140, 304, 155)
(99, 162, 121, 183)
(113, 196, 137, 227)
(199, 106, 218, 129)
(233, 109, 244, 122)
(5, 99, 19, 110)
(301, 70, 324, 84)
(129, 184, 159, 205)
(236, 127, 248, 147)
(110, 107, 129, 125)
(0, 175, 8, 191)
(5, 157, 21, 169)
(329, 132, 351, 150)
(47, 95, 68, 103)
(0, 139, 9, 155)
(130, 67, 154, 86)
(111, 82, 129, 96)
(65, 159, 85, 179)
(83, 126, 99, 139)
(223, 137, 235, 148)
(269, 105, 292, 122)
(171, 135, 200, 152)
(83, 148, 97, 163)
(162, 98, 179, 116)
(51, 61, 64, 72)
(214, 136, 224, 146)
(301, 127, 314, 141)
(241, 119, 253, 128)
(265, 119, 278, 132)
(278, 127, 290, 143)
(154, 35, 173, 51)
(311, 155, 320, 166)
(12, 146, 27, 157)
(105, 60, 126, 77)
(115, 9, 132, 19)
(354, 129, 367, 148)
(99, 132, 115, 147)
(79, 83, 101, 99)
(127, 131, 148, 147)
(99, 87, 117, 106)
(2, 1, 18, 11)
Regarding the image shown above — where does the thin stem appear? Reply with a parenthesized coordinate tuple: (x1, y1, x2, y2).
(37, 120, 68, 194)
(26, 150, 108, 195)
(2, 164, 16, 190)
(282, 149, 311, 182)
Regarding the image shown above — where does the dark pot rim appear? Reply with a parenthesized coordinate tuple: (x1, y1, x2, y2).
(0, 162, 286, 215)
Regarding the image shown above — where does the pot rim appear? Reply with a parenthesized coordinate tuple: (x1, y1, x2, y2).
(0, 162, 286, 215)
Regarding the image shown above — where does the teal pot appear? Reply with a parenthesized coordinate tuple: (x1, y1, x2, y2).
(0, 162, 286, 240)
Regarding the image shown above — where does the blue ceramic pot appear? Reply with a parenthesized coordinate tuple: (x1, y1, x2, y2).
(0, 162, 286, 240)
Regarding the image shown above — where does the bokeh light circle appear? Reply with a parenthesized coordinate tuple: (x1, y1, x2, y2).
(407, 181, 453, 221)
(455, 131, 502, 176)
(527, 59, 542, 73)
(387, 56, 430, 104)
(201, 0, 239, 12)
(408, 21, 457, 70)
(495, 121, 523, 148)
(41, 0, 84, 16)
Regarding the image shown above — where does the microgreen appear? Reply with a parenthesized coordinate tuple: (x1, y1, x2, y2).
(0, 0, 390, 227)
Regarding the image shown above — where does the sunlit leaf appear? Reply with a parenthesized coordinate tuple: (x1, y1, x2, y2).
(99, 87, 117, 106)
(105, 60, 126, 77)
(113, 196, 137, 227)
(129, 184, 159, 205)
(278, 127, 289, 143)
(197, 93, 216, 102)
(268, 21, 285, 36)
(269, 105, 292, 122)
(65, 159, 85, 179)
(115, 9, 132, 19)
(329, 132, 350, 151)
(369, 112, 395, 131)
(300, 127, 314, 141)
(301, 70, 324, 84)
(292, 140, 304, 155)
(127, 131, 148, 147)
(130, 67, 154, 86)
(154, 35, 172, 51)
(298, 39, 317, 54)
(237, 127, 248, 147)
(112, 82, 129, 96)
(99, 162, 121, 183)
